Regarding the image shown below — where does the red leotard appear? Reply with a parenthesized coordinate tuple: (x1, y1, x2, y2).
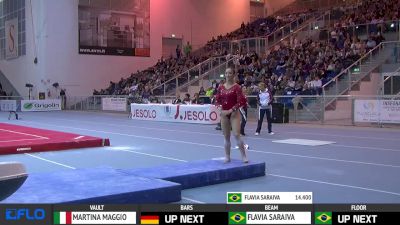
(215, 84, 247, 111)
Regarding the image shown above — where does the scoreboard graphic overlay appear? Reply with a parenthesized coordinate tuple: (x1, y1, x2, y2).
(0, 192, 398, 225)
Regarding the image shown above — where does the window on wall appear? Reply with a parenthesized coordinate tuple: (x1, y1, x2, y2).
(0, 0, 26, 60)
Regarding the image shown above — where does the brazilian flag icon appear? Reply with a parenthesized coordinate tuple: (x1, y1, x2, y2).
(229, 212, 246, 224)
(315, 212, 332, 224)
(227, 193, 242, 203)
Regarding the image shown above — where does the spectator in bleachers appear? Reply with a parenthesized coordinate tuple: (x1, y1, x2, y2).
(172, 92, 182, 104)
(205, 87, 214, 97)
(286, 77, 296, 92)
(184, 41, 192, 57)
(294, 77, 304, 93)
(211, 80, 218, 89)
(176, 45, 181, 59)
(300, 83, 313, 95)
(191, 93, 202, 104)
(142, 85, 153, 103)
(199, 86, 206, 96)
(182, 93, 191, 104)
(130, 81, 138, 93)
(310, 75, 322, 95)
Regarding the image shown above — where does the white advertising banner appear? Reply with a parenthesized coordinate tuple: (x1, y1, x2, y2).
(0, 100, 17, 111)
(130, 104, 220, 124)
(354, 100, 400, 124)
(21, 99, 62, 112)
(102, 97, 127, 111)
(5, 18, 18, 59)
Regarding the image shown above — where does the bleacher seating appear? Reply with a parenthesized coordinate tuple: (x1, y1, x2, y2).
(94, 0, 399, 105)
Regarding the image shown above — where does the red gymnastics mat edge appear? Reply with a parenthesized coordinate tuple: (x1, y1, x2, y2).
(0, 122, 110, 155)
(0, 138, 110, 155)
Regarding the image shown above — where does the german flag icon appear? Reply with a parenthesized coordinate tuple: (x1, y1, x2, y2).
(141, 215, 159, 224)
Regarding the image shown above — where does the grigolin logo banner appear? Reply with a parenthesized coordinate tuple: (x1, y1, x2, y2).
(23, 103, 33, 109)
(21, 101, 61, 111)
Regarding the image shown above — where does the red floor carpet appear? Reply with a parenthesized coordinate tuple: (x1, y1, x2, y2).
(0, 123, 110, 155)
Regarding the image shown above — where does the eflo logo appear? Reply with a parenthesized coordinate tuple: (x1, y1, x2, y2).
(23, 103, 33, 110)
(5, 208, 46, 221)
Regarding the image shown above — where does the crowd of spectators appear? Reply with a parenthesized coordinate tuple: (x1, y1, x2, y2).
(93, 11, 314, 100)
(206, 13, 309, 44)
(93, 55, 201, 102)
(94, 0, 398, 104)
(336, 0, 399, 28)
(202, 12, 312, 57)
(232, 29, 387, 98)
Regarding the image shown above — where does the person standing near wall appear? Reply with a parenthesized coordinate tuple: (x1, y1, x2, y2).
(184, 41, 192, 57)
(176, 45, 181, 59)
(239, 86, 249, 136)
(255, 83, 274, 136)
(210, 91, 222, 130)
(60, 89, 66, 110)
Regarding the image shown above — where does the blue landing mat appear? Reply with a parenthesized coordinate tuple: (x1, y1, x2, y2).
(2, 168, 181, 204)
(120, 159, 266, 189)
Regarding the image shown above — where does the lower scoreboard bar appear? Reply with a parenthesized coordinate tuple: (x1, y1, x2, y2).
(2, 203, 398, 225)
